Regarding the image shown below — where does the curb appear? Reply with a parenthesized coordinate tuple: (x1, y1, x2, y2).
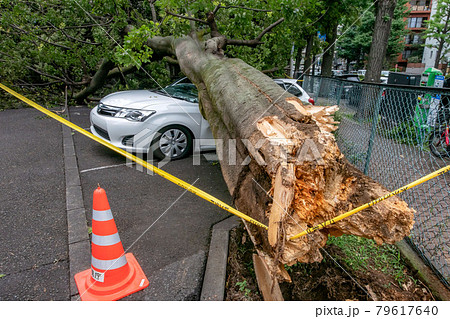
(395, 240, 450, 301)
(200, 216, 240, 301)
(62, 108, 90, 300)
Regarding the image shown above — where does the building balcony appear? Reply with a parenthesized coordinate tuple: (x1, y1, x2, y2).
(408, 27, 427, 31)
(410, 5, 431, 12)
(407, 62, 425, 67)
(404, 43, 425, 47)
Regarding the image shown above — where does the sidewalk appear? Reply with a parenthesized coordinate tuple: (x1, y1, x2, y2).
(0, 108, 69, 300)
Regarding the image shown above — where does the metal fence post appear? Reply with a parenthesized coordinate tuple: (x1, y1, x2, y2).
(336, 81, 344, 106)
(363, 86, 384, 175)
(317, 76, 323, 99)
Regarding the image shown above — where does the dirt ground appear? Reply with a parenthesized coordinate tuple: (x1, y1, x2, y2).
(225, 224, 435, 301)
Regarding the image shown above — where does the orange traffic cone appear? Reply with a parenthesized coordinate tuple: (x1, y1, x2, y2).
(74, 186, 149, 301)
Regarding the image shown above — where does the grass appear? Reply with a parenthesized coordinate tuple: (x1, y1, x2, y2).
(333, 110, 355, 123)
(327, 234, 413, 285)
(380, 120, 423, 146)
(235, 280, 251, 297)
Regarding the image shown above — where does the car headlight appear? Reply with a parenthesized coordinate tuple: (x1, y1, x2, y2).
(115, 109, 156, 122)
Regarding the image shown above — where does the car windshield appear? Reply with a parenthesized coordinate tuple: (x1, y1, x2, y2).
(156, 83, 199, 103)
(286, 84, 303, 97)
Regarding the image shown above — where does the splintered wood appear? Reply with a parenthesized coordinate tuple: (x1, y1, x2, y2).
(268, 163, 295, 247)
(253, 96, 415, 278)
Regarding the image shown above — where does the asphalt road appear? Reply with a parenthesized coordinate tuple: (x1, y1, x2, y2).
(0, 106, 232, 300)
(0, 108, 69, 300)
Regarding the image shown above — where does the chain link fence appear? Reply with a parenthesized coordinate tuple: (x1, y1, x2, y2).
(302, 75, 450, 287)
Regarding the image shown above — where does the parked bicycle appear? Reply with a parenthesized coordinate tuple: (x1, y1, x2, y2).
(429, 122, 450, 157)
(428, 83, 450, 158)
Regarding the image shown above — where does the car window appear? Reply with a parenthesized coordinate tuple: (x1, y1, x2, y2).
(173, 77, 192, 84)
(286, 84, 303, 97)
(158, 83, 199, 103)
(276, 83, 286, 90)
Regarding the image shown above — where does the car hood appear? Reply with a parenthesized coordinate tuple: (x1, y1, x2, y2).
(100, 90, 195, 110)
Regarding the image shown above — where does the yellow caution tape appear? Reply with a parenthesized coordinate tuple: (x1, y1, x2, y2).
(0, 83, 268, 230)
(289, 164, 450, 240)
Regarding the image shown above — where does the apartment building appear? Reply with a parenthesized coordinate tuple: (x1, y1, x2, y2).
(397, 0, 449, 75)
(398, 0, 433, 74)
(422, 1, 450, 74)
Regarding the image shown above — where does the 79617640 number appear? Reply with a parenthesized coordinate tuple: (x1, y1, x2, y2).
(376, 305, 438, 316)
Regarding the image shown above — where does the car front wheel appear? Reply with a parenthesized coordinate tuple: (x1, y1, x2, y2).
(150, 125, 193, 160)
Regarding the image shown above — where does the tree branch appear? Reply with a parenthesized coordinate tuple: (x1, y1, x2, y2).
(165, 10, 208, 25)
(0, 50, 88, 86)
(261, 66, 281, 74)
(106, 64, 136, 77)
(214, 5, 272, 13)
(73, 59, 115, 103)
(14, 80, 61, 87)
(149, 0, 158, 23)
(206, 11, 221, 38)
(10, 24, 72, 50)
(163, 56, 179, 64)
(226, 18, 284, 47)
(146, 35, 176, 57)
(27, 66, 74, 84)
(48, 22, 102, 46)
(59, 19, 114, 29)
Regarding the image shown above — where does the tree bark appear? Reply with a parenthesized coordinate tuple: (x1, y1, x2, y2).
(434, 39, 445, 69)
(149, 35, 415, 280)
(294, 45, 304, 77)
(321, 23, 338, 77)
(365, 0, 397, 83)
(73, 59, 115, 103)
(149, 0, 157, 23)
(303, 34, 314, 76)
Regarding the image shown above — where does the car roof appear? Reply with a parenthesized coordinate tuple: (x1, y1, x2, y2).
(336, 74, 360, 81)
(274, 78, 300, 84)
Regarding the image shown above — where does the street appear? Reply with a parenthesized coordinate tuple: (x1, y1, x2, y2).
(0, 106, 231, 300)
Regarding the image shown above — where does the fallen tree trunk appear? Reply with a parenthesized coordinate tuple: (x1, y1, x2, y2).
(149, 35, 415, 282)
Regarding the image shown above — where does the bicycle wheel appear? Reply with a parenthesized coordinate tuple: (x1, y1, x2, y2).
(429, 126, 450, 158)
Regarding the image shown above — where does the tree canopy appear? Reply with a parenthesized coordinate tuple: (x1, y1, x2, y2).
(0, 0, 394, 104)
(337, 0, 409, 71)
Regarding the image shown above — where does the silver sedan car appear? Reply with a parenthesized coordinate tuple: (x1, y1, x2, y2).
(273, 78, 315, 105)
(90, 78, 312, 160)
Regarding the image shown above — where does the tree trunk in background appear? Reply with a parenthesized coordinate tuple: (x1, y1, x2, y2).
(365, 0, 397, 83)
(303, 34, 314, 76)
(434, 39, 445, 69)
(321, 24, 338, 77)
(146, 35, 415, 280)
(312, 55, 317, 75)
(294, 45, 304, 77)
(434, 8, 450, 69)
